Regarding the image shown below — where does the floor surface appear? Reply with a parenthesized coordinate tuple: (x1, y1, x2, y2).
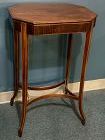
(0, 89, 105, 140)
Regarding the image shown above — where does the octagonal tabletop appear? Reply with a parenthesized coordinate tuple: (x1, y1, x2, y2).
(9, 3, 97, 25)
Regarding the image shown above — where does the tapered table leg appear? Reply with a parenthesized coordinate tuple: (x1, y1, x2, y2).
(79, 25, 93, 124)
(65, 34, 73, 94)
(10, 29, 19, 106)
(18, 22, 28, 137)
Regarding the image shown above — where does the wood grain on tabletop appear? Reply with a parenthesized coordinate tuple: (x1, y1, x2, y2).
(9, 3, 97, 25)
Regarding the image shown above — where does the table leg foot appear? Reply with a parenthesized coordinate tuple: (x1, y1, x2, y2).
(81, 118, 86, 125)
(18, 104, 27, 137)
(10, 91, 18, 106)
(18, 128, 22, 137)
(10, 98, 14, 106)
(79, 100, 86, 125)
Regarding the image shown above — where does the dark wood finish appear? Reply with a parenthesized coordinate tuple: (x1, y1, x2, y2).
(10, 29, 19, 106)
(19, 81, 65, 90)
(9, 3, 97, 137)
(9, 3, 96, 24)
(18, 22, 28, 137)
(27, 93, 78, 106)
(65, 34, 72, 94)
(13, 19, 94, 35)
(9, 3, 97, 35)
(79, 23, 94, 124)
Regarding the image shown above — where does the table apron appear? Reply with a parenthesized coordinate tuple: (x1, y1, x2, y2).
(13, 19, 95, 35)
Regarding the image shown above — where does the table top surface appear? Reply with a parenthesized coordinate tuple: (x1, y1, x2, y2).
(9, 3, 97, 25)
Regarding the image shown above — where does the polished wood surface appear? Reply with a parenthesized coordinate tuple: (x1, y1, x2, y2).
(27, 93, 78, 106)
(79, 23, 94, 124)
(9, 3, 96, 24)
(9, 3, 97, 137)
(13, 19, 94, 35)
(65, 34, 73, 94)
(10, 30, 19, 106)
(18, 22, 28, 137)
(19, 81, 65, 90)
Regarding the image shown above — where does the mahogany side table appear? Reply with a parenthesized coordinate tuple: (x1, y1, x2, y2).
(8, 3, 97, 137)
